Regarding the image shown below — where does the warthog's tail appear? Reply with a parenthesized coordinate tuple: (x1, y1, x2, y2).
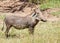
(1, 21, 4, 31)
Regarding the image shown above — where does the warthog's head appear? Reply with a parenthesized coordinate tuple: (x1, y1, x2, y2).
(33, 8, 47, 22)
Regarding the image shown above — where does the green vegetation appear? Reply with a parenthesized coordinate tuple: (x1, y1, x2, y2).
(40, 0, 60, 9)
(50, 11, 60, 17)
(0, 15, 5, 20)
(40, 0, 60, 17)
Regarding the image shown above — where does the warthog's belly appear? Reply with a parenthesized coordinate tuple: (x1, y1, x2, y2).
(13, 24, 27, 30)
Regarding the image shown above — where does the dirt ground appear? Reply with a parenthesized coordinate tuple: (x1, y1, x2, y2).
(0, 0, 60, 23)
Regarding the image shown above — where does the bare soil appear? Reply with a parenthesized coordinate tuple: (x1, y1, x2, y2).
(0, 0, 60, 22)
(41, 8, 60, 21)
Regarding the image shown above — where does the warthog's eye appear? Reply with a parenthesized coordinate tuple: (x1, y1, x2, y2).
(37, 13, 39, 14)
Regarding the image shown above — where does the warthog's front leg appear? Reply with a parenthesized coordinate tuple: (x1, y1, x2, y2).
(28, 26, 34, 35)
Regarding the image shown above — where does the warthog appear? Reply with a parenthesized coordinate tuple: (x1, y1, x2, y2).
(2, 8, 47, 37)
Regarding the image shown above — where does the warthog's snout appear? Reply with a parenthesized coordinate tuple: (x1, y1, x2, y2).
(41, 19, 47, 22)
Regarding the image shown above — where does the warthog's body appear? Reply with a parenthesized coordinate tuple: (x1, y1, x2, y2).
(2, 8, 47, 37)
(4, 15, 39, 29)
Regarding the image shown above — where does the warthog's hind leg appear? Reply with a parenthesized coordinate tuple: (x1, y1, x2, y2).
(5, 25, 12, 38)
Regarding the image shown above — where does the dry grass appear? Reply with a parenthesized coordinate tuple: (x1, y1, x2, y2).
(0, 20, 60, 43)
(0, 11, 60, 43)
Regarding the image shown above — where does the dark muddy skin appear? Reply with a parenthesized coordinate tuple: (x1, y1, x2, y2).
(2, 8, 47, 37)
